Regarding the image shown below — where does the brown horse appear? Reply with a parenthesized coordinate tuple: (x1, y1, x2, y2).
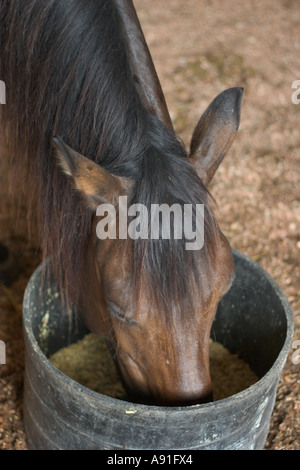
(0, 0, 243, 405)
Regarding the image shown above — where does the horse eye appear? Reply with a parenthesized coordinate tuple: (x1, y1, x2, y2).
(106, 301, 136, 326)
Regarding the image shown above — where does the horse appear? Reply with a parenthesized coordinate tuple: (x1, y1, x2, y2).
(0, 0, 243, 405)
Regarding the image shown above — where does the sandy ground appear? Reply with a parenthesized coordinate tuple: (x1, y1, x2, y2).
(0, 0, 299, 450)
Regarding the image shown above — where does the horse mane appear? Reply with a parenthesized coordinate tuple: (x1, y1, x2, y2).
(0, 0, 219, 319)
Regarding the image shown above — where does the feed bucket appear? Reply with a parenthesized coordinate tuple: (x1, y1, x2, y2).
(23, 250, 294, 450)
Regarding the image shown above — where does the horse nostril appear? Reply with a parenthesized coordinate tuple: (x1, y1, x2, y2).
(115, 351, 150, 397)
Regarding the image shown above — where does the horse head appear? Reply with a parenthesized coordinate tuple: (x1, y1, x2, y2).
(53, 80, 242, 405)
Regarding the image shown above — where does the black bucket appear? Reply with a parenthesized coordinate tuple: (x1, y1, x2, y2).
(23, 250, 294, 450)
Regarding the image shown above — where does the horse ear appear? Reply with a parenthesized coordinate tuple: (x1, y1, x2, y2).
(53, 136, 127, 209)
(190, 87, 243, 185)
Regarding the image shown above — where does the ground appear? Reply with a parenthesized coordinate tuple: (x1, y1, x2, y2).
(0, 0, 299, 450)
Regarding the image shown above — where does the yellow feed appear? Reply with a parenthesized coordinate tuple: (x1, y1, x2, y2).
(49, 334, 258, 402)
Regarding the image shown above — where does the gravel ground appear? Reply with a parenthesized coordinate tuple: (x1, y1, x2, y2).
(0, 0, 299, 450)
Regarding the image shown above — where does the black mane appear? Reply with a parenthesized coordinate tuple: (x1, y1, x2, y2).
(0, 0, 218, 316)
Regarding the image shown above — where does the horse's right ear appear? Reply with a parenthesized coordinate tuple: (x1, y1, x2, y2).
(190, 87, 243, 185)
(53, 137, 129, 209)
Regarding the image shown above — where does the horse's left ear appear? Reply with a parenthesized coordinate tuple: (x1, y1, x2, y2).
(190, 87, 243, 185)
(53, 136, 128, 209)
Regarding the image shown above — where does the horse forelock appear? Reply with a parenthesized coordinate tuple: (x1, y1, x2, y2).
(128, 120, 219, 324)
